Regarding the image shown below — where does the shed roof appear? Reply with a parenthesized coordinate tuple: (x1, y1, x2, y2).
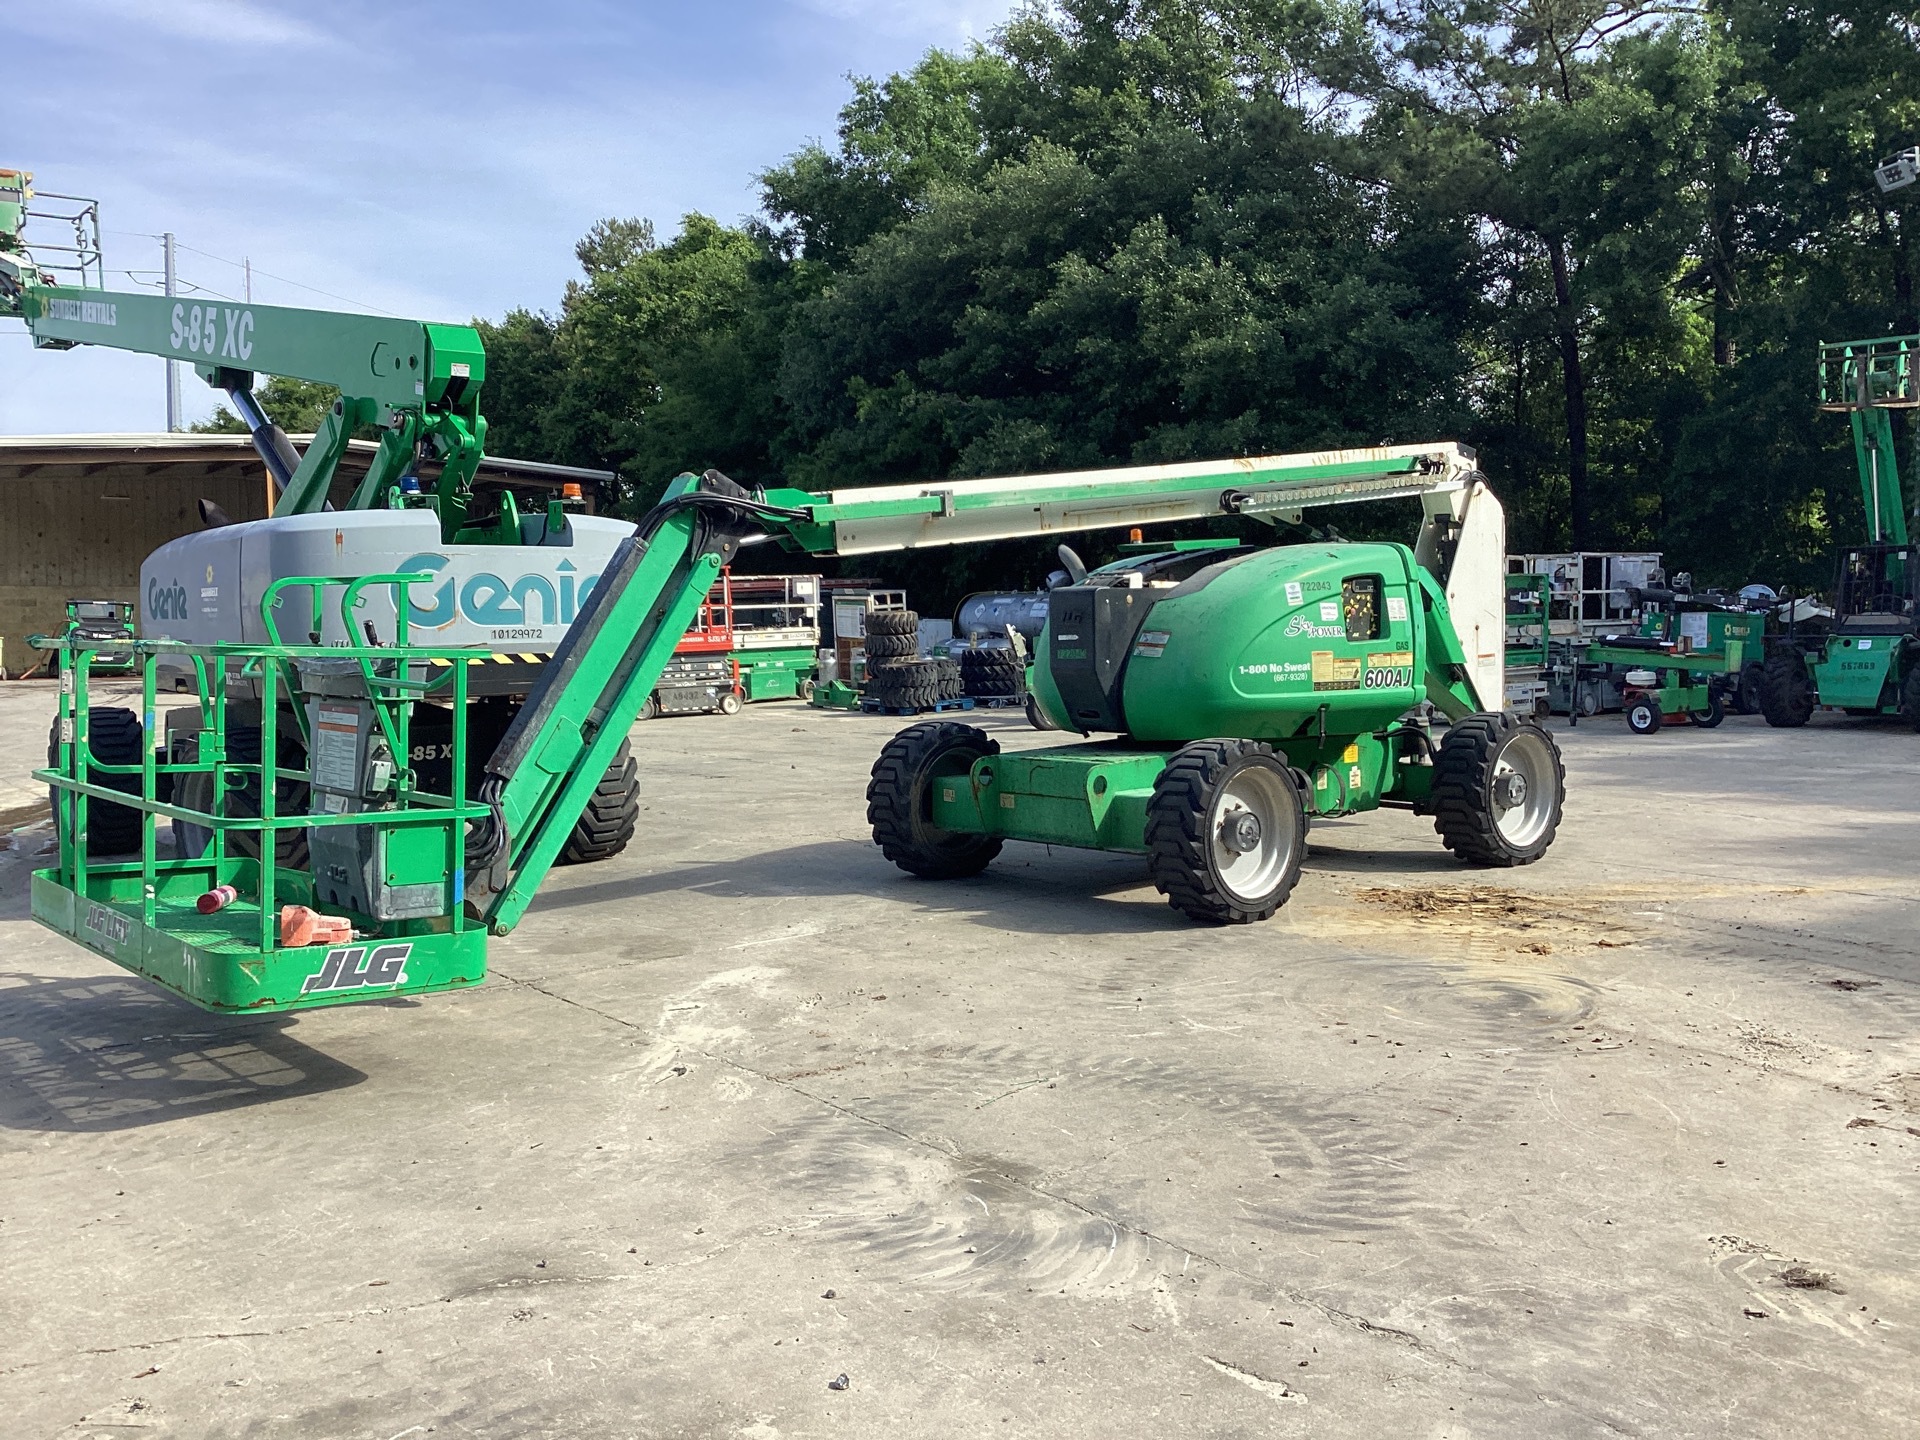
(0, 434, 614, 500)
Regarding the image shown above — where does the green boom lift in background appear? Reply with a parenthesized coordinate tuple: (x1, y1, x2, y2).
(1759, 334, 1920, 729)
(5, 170, 1561, 1013)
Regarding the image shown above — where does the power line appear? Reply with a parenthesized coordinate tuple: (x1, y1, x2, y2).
(170, 241, 395, 315)
(103, 228, 396, 315)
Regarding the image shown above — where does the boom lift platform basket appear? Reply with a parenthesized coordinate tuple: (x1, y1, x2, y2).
(33, 575, 493, 1013)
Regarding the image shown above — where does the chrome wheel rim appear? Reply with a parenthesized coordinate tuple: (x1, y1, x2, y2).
(1492, 729, 1556, 847)
(1208, 764, 1296, 904)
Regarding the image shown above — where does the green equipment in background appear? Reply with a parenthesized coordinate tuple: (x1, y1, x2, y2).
(1760, 335, 1920, 729)
(1504, 573, 1550, 716)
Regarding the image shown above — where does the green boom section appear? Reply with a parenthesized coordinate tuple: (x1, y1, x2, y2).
(20, 283, 484, 412)
(8, 268, 489, 540)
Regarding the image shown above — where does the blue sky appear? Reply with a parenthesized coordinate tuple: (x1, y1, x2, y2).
(0, 0, 1016, 434)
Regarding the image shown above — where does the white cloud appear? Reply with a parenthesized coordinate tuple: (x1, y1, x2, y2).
(52, 0, 328, 49)
(792, 0, 1019, 44)
(0, 0, 1018, 434)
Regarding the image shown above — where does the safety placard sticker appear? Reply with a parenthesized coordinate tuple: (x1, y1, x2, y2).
(1386, 595, 1408, 624)
(1133, 629, 1171, 658)
(311, 705, 361, 792)
(1284, 581, 1303, 606)
(1311, 650, 1361, 690)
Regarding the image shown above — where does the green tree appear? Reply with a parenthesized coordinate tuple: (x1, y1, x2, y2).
(193, 375, 343, 435)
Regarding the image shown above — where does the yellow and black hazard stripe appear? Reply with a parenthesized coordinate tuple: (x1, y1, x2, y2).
(426, 652, 551, 668)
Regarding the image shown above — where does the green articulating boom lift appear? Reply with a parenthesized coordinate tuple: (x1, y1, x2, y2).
(8, 171, 1563, 1012)
(1759, 334, 1920, 729)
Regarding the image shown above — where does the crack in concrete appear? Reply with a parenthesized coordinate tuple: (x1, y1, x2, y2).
(1202, 1352, 1305, 1402)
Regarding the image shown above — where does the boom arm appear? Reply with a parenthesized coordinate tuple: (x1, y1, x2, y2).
(468, 446, 1503, 931)
(1, 174, 487, 537)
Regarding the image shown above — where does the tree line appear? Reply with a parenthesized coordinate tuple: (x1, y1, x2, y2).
(235, 1, 1920, 605)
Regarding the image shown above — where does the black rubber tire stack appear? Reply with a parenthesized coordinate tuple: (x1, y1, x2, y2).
(1430, 713, 1564, 867)
(1758, 649, 1815, 728)
(934, 657, 963, 702)
(560, 737, 640, 864)
(1143, 739, 1306, 924)
(960, 646, 1023, 699)
(46, 706, 145, 856)
(867, 721, 1003, 878)
(863, 609, 919, 661)
(868, 659, 941, 711)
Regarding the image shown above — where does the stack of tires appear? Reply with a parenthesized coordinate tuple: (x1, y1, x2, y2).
(864, 609, 927, 710)
(960, 646, 1023, 701)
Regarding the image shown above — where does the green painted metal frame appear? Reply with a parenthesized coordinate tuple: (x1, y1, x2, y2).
(31, 579, 495, 1012)
(928, 728, 1418, 859)
(1818, 335, 1917, 546)
(1583, 638, 1744, 719)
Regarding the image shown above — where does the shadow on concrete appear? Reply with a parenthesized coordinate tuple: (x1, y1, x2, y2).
(0, 972, 365, 1133)
(532, 831, 1479, 937)
(533, 837, 1202, 935)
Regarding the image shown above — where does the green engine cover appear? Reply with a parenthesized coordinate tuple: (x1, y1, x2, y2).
(1033, 543, 1428, 742)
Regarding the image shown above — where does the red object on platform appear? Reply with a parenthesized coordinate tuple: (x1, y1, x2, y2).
(279, 905, 352, 948)
(195, 884, 239, 914)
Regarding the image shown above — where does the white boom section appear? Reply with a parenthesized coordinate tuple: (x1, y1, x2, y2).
(798, 442, 1484, 554)
(794, 440, 1505, 711)
(1414, 477, 1507, 713)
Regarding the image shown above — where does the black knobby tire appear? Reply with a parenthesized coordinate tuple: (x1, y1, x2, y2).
(224, 724, 311, 869)
(1758, 649, 1815, 728)
(962, 648, 1024, 698)
(1625, 697, 1662, 735)
(866, 609, 919, 638)
(870, 659, 938, 708)
(864, 631, 918, 660)
(1430, 713, 1565, 867)
(560, 737, 640, 864)
(867, 721, 1003, 879)
(1144, 739, 1306, 925)
(960, 646, 1018, 671)
(1900, 664, 1920, 734)
(47, 706, 145, 856)
(1025, 693, 1059, 731)
(169, 760, 215, 860)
